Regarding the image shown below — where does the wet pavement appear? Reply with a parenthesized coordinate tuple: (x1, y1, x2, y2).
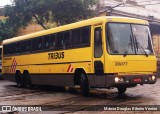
(0, 79, 160, 114)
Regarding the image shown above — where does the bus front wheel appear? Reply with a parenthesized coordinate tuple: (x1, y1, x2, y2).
(117, 86, 127, 94)
(80, 73, 89, 97)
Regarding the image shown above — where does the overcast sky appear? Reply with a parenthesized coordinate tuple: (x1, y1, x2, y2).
(0, 0, 12, 7)
(0, 0, 160, 12)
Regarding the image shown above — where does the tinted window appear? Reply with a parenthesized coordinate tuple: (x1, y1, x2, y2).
(64, 31, 71, 48)
(32, 37, 43, 51)
(16, 42, 21, 53)
(50, 35, 56, 50)
(10, 43, 15, 54)
(81, 27, 90, 45)
(43, 35, 50, 49)
(26, 40, 32, 52)
(72, 29, 81, 47)
(56, 33, 64, 49)
(3, 26, 91, 56)
(21, 41, 27, 52)
(4, 45, 8, 55)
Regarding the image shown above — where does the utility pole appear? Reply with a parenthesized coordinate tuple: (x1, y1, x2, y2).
(97, 0, 127, 16)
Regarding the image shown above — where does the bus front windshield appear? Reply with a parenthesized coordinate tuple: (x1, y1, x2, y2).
(106, 23, 153, 55)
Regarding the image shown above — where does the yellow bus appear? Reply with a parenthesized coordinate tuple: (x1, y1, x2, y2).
(2, 16, 157, 96)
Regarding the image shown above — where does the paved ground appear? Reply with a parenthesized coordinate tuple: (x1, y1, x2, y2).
(0, 79, 160, 114)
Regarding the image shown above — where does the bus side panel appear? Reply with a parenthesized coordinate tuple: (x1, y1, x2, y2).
(2, 74, 15, 82)
(2, 47, 93, 87)
(30, 74, 74, 86)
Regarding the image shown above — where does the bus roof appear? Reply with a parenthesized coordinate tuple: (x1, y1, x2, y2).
(3, 16, 148, 44)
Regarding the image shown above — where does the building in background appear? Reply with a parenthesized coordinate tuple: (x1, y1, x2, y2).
(98, 0, 160, 61)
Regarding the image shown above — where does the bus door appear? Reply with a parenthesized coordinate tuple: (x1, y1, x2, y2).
(93, 26, 105, 86)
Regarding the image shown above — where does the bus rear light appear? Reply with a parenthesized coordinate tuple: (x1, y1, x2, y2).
(133, 78, 142, 82)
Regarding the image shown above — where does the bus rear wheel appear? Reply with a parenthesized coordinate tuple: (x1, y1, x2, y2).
(24, 71, 32, 89)
(117, 86, 127, 94)
(15, 71, 24, 87)
(80, 73, 89, 97)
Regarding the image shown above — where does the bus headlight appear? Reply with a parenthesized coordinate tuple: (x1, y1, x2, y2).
(115, 77, 119, 83)
(115, 77, 124, 83)
(149, 75, 156, 81)
(151, 75, 156, 80)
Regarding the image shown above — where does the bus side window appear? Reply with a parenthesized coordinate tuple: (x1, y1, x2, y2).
(32, 38, 37, 51)
(64, 31, 71, 49)
(72, 29, 81, 47)
(32, 38, 42, 51)
(94, 27, 103, 58)
(50, 35, 56, 50)
(17, 42, 21, 54)
(4, 44, 9, 55)
(10, 43, 15, 55)
(21, 41, 27, 52)
(8, 44, 11, 55)
(81, 27, 90, 46)
(38, 37, 43, 50)
(43, 35, 50, 50)
(56, 32, 64, 49)
(26, 40, 32, 52)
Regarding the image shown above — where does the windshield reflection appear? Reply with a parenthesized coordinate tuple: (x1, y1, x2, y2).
(106, 23, 153, 55)
(132, 24, 153, 55)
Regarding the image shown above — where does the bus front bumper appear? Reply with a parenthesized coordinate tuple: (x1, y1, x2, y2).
(105, 74, 157, 87)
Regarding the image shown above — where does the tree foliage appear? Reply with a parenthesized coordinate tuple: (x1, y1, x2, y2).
(53, 0, 97, 25)
(4, 0, 98, 30)
(0, 20, 15, 40)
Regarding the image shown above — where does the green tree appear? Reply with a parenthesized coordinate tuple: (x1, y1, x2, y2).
(52, 0, 97, 25)
(4, 0, 98, 30)
(0, 20, 15, 40)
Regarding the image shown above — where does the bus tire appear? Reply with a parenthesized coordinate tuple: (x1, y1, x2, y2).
(117, 86, 127, 94)
(80, 73, 89, 97)
(15, 71, 22, 87)
(24, 71, 32, 89)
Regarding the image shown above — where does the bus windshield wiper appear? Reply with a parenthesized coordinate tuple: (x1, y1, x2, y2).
(134, 35, 148, 57)
(123, 43, 132, 57)
(123, 35, 134, 57)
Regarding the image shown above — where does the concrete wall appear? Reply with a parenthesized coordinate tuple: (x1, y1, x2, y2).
(153, 35, 160, 59)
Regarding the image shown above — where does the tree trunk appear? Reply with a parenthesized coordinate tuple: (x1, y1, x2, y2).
(33, 14, 47, 30)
